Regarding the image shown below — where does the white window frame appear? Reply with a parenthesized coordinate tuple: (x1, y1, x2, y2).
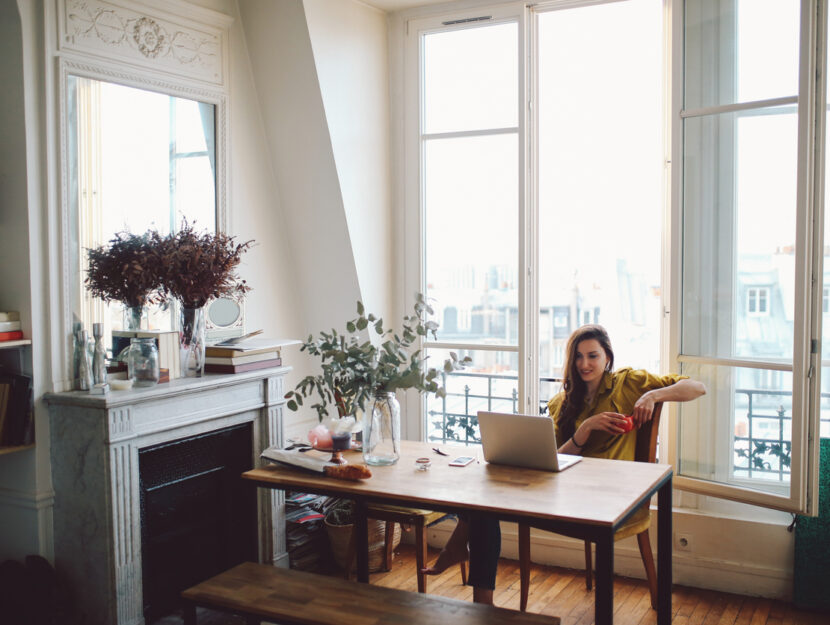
(400, 0, 824, 515)
(668, 0, 825, 515)
(747, 287, 771, 316)
(402, 3, 531, 440)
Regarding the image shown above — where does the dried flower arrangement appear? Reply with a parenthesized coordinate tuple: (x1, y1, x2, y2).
(159, 220, 254, 309)
(85, 230, 166, 307)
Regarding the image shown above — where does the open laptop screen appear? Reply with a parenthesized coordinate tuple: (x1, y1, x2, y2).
(477, 411, 582, 472)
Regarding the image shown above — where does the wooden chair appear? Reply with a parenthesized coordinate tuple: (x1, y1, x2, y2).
(518, 402, 663, 612)
(346, 505, 467, 592)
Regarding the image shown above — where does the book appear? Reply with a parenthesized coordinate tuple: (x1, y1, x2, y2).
(0, 371, 32, 446)
(0, 331, 24, 342)
(204, 357, 282, 374)
(0, 320, 21, 332)
(0, 312, 20, 322)
(204, 351, 279, 366)
(0, 383, 10, 446)
(205, 338, 299, 358)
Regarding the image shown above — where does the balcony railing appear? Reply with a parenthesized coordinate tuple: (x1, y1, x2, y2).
(426, 371, 830, 483)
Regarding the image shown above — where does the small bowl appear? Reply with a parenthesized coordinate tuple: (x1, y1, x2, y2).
(415, 457, 432, 471)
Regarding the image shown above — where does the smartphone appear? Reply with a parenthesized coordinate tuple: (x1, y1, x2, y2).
(449, 456, 475, 467)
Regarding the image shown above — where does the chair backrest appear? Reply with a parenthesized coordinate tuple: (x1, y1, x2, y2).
(634, 402, 663, 464)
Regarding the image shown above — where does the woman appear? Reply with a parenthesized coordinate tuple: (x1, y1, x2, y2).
(422, 324, 706, 605)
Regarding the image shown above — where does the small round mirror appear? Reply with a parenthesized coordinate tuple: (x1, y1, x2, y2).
(208, 297, 241, 328)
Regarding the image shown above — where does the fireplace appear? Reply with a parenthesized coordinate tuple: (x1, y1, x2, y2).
(139, 424, 257, 621)
(47, 369, 289, 625)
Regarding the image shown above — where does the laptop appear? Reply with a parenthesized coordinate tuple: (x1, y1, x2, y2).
(477, 411, 583, 472)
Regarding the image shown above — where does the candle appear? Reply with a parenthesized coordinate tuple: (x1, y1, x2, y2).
(110, 379, 133, 391)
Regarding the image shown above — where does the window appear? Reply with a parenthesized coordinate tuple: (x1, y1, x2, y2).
(405, 0, 825, 514)
(674, 0, 822, 512)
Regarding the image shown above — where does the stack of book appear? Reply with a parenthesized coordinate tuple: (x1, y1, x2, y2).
(0, 370, 34, 446)
(0, 312, 23, 342)
(112, 330, 180, 380)
(204, 338, 297, 374)
(285, 492, 339, 572)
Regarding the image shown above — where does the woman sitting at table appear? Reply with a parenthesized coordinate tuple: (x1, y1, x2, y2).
(422, 324, 706, 605)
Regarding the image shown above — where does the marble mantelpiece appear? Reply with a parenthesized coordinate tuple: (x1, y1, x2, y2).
(45, 367, 290, 625)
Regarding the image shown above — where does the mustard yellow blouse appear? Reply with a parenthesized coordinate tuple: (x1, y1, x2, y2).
(546, 368, 686, 536)
(547, 367, 687, 461)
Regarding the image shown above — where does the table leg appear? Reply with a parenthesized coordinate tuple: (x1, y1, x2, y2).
(657, 476, 673, 625)
(595, 531, 614, 625)
(354, 499, 369, 583)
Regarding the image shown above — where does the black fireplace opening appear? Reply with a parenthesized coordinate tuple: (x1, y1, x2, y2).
(139, 423, 257, 621)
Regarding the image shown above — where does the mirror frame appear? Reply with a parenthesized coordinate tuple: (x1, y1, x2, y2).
(50, 0, 232, 390)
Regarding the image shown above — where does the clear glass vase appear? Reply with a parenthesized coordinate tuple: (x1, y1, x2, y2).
(363, 392, 400, 465)
(180, 306, 206, 377)
(127, 338, 159, 387)
(123, 305, 145, 331)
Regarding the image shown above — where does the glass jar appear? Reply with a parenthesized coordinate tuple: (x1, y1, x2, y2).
(127, 338, 160, 387)
(363, 391, 400, 465)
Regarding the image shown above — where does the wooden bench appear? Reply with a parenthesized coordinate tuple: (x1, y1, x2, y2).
(181, 562, 560, 625)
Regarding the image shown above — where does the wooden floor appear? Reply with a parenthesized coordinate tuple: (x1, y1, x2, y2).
(153, 544, 827, 625)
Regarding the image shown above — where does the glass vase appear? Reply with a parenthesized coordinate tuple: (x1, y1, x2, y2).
(363, 391, 400, 466)
(180, 306, 206, 377)
(127, 338, 159, 387)
(123, 305, 144, 331)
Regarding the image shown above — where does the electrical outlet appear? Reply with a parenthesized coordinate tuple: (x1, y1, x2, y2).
(675, 532, 693, 551)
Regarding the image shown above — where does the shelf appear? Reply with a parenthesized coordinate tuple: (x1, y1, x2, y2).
(0, 443, 35, 456)
(0, 339, 31, 350)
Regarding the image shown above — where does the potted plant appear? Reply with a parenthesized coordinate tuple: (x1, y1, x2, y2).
(85, 230, 167, 330)
(159, 220, 254, 377)
(284, 294, 470, 465)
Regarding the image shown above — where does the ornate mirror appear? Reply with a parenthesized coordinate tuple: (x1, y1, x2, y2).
(66, 74, 219, 337)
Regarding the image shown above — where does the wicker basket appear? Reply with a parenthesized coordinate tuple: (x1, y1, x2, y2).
(325, 516, 402, 573)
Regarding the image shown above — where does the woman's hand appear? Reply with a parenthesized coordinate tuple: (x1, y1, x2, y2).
(584, 411, 630, 435)
(631, 392, 656, 427)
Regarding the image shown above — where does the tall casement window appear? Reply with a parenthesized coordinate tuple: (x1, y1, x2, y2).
(404, 0, 826, 514)
(674, 0, 824, 513)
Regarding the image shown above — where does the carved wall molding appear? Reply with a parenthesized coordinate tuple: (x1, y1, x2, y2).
(59, 0, 231, 86)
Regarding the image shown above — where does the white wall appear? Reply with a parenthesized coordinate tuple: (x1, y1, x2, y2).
(303, 0, 393, 324)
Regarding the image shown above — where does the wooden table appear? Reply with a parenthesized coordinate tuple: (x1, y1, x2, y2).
(243, 440, 673, 625)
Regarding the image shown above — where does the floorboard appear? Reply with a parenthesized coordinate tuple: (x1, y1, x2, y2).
(151, 544, 829, 625)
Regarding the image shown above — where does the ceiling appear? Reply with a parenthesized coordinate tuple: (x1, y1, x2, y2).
(362, 0, 453, 12)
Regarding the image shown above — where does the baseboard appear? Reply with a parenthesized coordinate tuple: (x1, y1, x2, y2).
(0, 487, 55, 562)
(423, 517, 792, 600)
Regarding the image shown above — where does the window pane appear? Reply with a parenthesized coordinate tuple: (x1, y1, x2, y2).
(424, 134, 518, 345)
(678, 362, 792, 496)
(174, 99, 210, 153)
(175, 157, 215, 229)
(423, 22, 518, 134)
(537, 0, 663, 381)
(682, 108, 796, 361)
(424, 347, 520, 446)
(685, 0, 799, 110)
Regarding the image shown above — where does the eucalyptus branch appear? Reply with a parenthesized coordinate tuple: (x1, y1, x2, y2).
(284, 294, 471, 421)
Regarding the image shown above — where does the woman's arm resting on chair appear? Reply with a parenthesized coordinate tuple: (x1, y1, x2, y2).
(632, 379, 706, 425)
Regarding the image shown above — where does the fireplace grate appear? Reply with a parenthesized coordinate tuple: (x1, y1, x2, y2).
(139, 423, 257, 622)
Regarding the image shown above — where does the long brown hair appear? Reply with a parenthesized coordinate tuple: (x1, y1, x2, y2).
(557, 324, 615, 441)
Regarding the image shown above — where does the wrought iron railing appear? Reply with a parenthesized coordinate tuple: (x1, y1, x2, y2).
(426, 372, 558, 446)
(426, 372, 830, 483)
